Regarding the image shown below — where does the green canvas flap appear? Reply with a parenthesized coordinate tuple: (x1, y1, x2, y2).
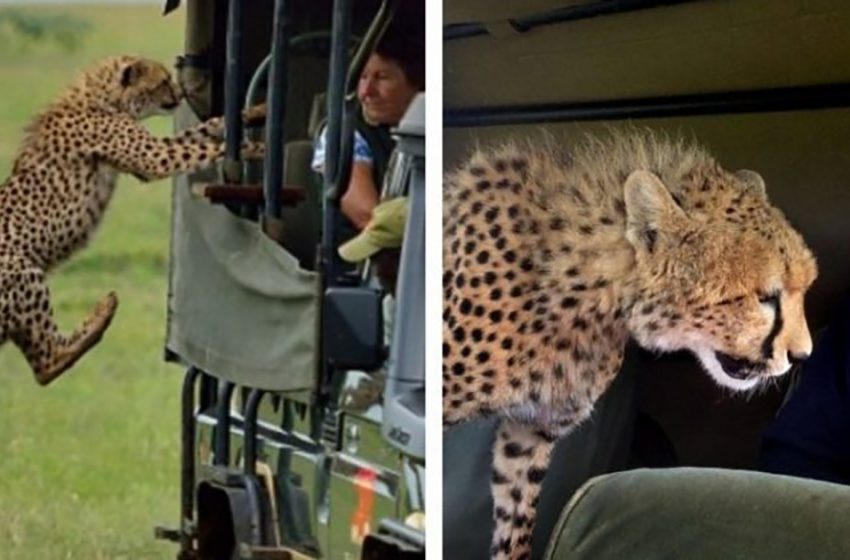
(165, 104, 320, 393)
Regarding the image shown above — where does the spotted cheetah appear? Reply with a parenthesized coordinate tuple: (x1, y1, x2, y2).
(442, 131, 817, 560)
(0, 55, 264, 386)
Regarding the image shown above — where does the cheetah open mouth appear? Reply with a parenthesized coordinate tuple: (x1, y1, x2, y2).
(714, 351, 763, 380)
(161, 101, 179, 111)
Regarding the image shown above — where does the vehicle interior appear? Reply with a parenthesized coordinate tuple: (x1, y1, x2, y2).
(443, 1, 850, 558)
(155, 1, 425, 559)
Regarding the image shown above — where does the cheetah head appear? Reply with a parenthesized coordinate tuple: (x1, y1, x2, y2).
(115, 57, 182, 119)
(623, 169, 817, 391)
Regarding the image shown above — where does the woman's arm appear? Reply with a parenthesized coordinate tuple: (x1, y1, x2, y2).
(341, 161, 380, 230)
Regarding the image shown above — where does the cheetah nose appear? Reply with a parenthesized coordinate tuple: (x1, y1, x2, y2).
(788, 351, 810, 367)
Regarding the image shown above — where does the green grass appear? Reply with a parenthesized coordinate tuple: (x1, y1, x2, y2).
(0, 5, 187, 559)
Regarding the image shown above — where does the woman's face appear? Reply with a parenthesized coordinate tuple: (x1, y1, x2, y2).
(357, 53, 418, 126)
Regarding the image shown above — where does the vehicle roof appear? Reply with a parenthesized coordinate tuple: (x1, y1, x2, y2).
(445, 1, 850, 109)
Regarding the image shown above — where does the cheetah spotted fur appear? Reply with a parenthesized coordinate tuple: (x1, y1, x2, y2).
(442, 131, 817, 560)
(0, 55, 264, 386)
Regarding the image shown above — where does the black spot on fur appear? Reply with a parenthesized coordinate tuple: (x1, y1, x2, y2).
(452, 327, 466, 342)
(504, 442, 529, 458)
(527, 467, 547, 484)
(510, 487, 523, 502)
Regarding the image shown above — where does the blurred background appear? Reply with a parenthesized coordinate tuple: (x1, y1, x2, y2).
(0, 1, 185, 558)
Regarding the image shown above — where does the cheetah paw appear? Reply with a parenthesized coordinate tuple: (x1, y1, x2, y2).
(243, 102, 267, 126)
(241, 141, 266, 160)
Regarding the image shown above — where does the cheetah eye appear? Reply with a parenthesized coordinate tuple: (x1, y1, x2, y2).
(758, 291, 780, 306)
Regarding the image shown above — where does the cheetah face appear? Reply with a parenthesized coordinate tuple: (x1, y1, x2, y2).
(624, 170, 818, 392)
(118, 58, 182, 119)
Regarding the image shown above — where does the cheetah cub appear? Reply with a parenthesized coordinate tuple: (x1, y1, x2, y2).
(443, 132, 817, 560)
(0, 55, 264, 386)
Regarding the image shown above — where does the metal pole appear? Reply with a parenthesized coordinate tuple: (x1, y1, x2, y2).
(214, 381, 236, 466)
(242, 389, 265, 546)
(262, 0, 290, 231)
(444, 83, 850, 128)
(180, 367, 201, 555)
(224, 0, 243, 182)
(243, 389, 264, 478)
(243, 54, 271, 187)
(344, 0, 395, 94)
(321, 0, 352, 285)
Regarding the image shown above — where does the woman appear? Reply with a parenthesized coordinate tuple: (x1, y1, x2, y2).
(312, 33, 424, 233)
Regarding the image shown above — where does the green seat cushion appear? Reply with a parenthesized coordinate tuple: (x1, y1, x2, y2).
(546, 467, 850, 560)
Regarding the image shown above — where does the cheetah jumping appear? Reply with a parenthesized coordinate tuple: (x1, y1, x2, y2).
(442, 131, 817, 559)
(0, 55, 264, 386)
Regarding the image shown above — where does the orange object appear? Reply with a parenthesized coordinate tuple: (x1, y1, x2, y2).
(350, 468, 378, 545)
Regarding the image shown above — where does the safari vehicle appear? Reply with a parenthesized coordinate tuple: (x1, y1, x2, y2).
(152, 1, 424, 559)
(444, 1, 850, 558)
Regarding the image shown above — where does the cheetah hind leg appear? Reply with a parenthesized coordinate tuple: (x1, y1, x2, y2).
(490, 420, 559, 560)
(9, 276, 119, 386)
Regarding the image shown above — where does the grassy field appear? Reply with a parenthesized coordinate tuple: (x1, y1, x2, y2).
(0, 5, 187, 559)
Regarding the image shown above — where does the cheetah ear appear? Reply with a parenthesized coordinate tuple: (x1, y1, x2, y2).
(120, 61, 145, 87)
(623, 170, 687, 253)
(734, 169, 767, 200)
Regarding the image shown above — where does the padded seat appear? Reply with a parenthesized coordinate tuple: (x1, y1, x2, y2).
(546, 468, 850, 560)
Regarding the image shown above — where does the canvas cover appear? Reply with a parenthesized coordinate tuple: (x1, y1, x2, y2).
(165, 104, 320, 392)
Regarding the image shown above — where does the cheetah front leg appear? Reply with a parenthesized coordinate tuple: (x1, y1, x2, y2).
(490, 421, 560, 560)
(4, 264, 117, 386)
(116, 138, 263, 183)
(92, 117, 264, 182)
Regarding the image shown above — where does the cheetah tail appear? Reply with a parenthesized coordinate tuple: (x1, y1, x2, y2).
(490, 420, 558, 560)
